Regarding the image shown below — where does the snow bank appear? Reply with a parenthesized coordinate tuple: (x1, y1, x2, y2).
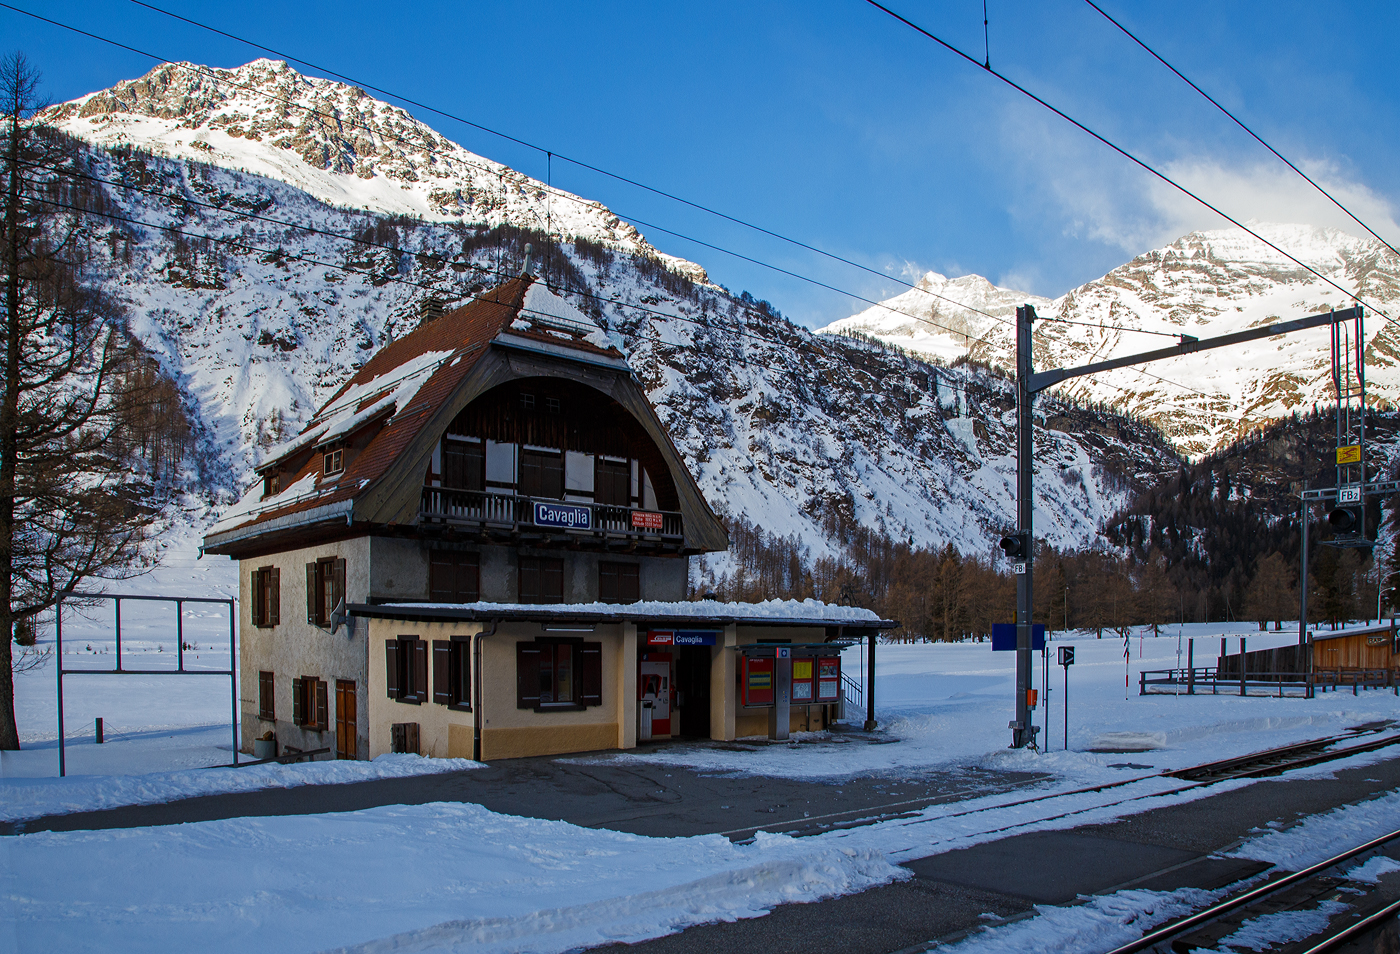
(0, 753, 480, 823)
(4, 802, 904, 954)
(381, 596, 885, 622)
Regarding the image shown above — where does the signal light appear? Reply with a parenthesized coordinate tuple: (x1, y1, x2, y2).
(999, 533, 1027, 560)
(1328, 506, 1362, 535)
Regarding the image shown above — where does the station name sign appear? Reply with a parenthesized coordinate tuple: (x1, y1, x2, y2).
(534, 502, 591, 530)
(646, 630, 718, 646)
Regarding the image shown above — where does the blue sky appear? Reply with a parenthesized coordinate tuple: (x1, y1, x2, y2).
(6, 0, 1398, 327)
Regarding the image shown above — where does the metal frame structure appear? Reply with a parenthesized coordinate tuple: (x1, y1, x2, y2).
(1008, 304, 1362, 748)
(55, 593, 237, 777)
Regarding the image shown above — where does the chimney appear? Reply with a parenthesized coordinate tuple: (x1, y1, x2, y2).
(521, 243, 533, 278)
(419, 295, 445, 324)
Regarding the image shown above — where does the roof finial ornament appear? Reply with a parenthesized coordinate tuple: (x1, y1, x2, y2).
(521, 243, 533, 278)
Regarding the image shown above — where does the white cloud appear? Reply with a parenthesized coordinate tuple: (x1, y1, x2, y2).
(1001, 104, 1400, 260)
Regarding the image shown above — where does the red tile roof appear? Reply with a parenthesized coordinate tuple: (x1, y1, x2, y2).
(205, 275, 628, 546)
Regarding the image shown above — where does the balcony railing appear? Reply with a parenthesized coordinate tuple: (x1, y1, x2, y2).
(419, 487, 683, 541)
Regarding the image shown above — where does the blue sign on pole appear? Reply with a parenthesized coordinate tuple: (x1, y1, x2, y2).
(991, 623, 1046, 652)
(533, 501, 592, 530)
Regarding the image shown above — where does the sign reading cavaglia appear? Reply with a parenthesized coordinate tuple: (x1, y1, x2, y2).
(533, 501, 592, 530)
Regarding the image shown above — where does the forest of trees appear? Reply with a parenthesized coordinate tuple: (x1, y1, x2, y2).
(703, 498, 1390, 643)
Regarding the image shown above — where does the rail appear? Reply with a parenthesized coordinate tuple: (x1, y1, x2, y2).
(1140, 666, 1399, 698)
(418, 487, 683, 540)
(841, 672, 862, 721)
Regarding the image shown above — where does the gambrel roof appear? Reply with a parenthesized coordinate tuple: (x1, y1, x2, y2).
(202, 275, 728, 558)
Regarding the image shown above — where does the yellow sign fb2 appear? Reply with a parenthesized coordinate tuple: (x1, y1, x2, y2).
(1337, 445, 1361, 464)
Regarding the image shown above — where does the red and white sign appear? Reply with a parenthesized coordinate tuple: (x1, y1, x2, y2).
(631, 510, 664, 530)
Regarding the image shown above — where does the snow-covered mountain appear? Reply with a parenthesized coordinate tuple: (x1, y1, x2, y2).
(821, 226, 1400, 457)
(39, 60, 1180, 567)
(42, 58, 706, 281)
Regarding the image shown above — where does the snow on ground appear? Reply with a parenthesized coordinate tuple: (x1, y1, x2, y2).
(5, 593, 1400, 953)
(610, 623, 1400, 785)
(1, 803, 904, 954)
(939, 786, 1400, 953)
(0, 754, 480, 824)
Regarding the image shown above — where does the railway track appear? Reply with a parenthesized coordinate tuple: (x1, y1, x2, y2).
(756, 724, 1400, 844)
(1102, 827, 1400, 954)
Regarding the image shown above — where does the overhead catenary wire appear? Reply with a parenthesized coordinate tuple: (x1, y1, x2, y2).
(0, 1, 1018, 353)
(3, 1, 1207, 398)
(864, 0, 1400, 330)
(15, 156, 957, 360)
(121, 0, 1019, 323)
(24, 186, 1002, 389)
(1083, 0, 1400, 263)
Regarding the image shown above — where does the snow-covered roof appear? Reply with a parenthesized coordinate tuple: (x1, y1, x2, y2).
(350, 597, 894, 628)
(1310, 621, 1396, 643)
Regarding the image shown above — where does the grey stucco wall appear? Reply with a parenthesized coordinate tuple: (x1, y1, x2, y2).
(239, 537, 370, 758)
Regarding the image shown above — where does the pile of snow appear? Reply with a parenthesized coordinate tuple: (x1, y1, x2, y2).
(3, 802, 903, 954)
(380, 596, 886, 623)
(0, 754, 480, 824)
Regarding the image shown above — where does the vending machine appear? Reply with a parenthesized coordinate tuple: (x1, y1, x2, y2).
(638, 655, 672, 740)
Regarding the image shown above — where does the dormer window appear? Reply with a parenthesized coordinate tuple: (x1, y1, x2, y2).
(323, 444, 345, 477)
(262, 473, 281, 498)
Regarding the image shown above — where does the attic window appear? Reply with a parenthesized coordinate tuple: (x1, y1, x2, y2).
(545, 396, 561, 414)
(263, 473, 281, 498)
(520, 393, 535, 410)
(323, 443, 345, 477)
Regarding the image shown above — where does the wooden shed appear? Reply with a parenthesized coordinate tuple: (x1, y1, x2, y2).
(1311, 622, 1400, 673)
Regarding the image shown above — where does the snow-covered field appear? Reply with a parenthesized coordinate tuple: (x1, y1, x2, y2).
(4, 543, 1399, 953)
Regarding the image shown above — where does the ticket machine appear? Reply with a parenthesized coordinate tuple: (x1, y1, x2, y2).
(638, 655, 672, 740)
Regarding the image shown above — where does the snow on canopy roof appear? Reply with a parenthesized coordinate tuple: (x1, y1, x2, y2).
(352, 597, 892, 627)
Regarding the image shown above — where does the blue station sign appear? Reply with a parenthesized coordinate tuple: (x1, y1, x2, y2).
(991, 623, 1046, 652)
(534, 501, 592, 530)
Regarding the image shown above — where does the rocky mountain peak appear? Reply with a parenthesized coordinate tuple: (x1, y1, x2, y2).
(42, 59, 709, 282)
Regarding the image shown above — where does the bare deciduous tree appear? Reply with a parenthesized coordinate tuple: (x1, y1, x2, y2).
(1, 52, 160, 749)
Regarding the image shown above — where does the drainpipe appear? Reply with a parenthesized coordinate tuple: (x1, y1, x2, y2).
(473, 619, 501, 762)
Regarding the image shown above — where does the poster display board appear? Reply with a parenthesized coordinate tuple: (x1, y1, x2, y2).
(742, 656, 774, 707)
(816, 656, 841, 702)
(791, 658, 814, 702)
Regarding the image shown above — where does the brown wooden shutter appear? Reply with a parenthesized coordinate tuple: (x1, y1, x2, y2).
(315, 679, 329, 730)
(413, 639, 428, 703)
(429, 551, 448, 601)
(620, 564, 640, 603)
(385, 640, 400, 699)
(251, 570, 265, 626)
(258, 670, 274, 720)
(269, 568, 280, 625)
(542, 558, 564, 604)
(432, 640, 451, 704)
(333, 559, 347, 612)
(460, 553, 481, 603)
(579, 642, 602, 707)
(292, 676, 305, 725)
(306, 563, 317, 625)
(517, 642, 543, 708)
(599, 563, 617, 604)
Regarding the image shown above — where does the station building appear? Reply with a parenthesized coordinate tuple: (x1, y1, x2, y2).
(203, 273, 890, 760)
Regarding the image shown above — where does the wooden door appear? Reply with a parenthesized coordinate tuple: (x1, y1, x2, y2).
(335, 680, 357, 759)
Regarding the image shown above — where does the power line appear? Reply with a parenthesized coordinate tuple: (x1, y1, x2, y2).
(0, 1, 1013, 349)
(20, 186, 938, 382)
(864, 0, 1400, 329)
(122, 0, 1011, 323)
(5, 2, 1210, 400)
(1083, 0, 1400, 263)
(16, 156, 936, 359)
